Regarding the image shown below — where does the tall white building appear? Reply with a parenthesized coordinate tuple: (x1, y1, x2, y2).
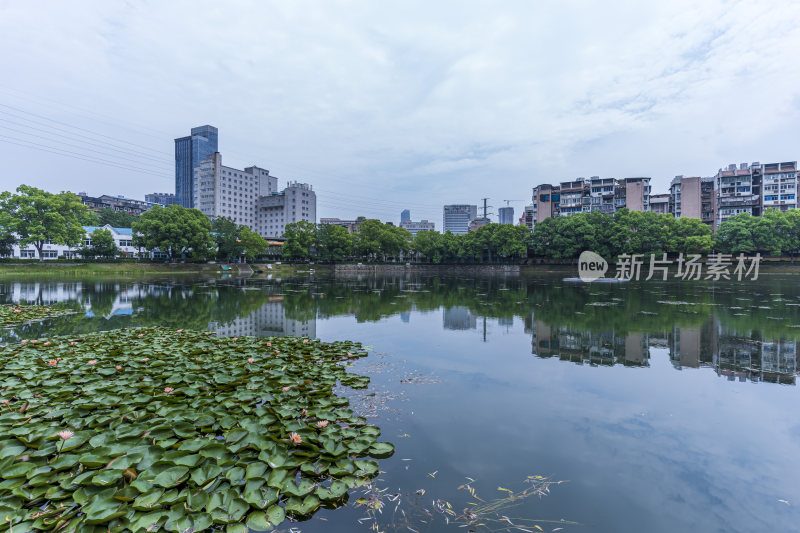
(193, 153, 316, 238)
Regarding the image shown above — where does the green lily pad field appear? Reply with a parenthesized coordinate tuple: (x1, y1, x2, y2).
(0, 328, 393, 532)
(0, 304, 76, 328)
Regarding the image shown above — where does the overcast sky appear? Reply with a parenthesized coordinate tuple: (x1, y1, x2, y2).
(1, 0, 799, 225)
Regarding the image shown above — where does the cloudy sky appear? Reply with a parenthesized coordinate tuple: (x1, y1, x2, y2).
(1, 0, 799, 224)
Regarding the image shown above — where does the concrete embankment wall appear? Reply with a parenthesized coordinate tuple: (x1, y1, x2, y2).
(333, 264, 520, 274)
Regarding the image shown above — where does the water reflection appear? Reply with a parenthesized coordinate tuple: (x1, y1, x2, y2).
(2, 273, 799, 386)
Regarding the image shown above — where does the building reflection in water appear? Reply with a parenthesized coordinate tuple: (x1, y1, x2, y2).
(525, 313, 797, 385)
(525, 315, 650, 367)
(210, 297, 315, 338)
(3, 279, 799, 386)
(443, 306, 478, 330)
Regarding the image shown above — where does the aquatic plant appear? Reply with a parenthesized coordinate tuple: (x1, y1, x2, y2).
(0, 328, 393, 531)
(0, 304, 75, 328)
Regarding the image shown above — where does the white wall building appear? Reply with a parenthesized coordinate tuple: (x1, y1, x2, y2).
(193, 152, 277, 229)
(3, 225, 155, 260)
(400, 219, 435, 236)
(256, 182, 316, 239)
(193, 153, 316, 239)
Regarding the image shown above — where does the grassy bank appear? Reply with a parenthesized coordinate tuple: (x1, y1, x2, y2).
(0, 262, 333, 277)
(0, 262, 231, 277)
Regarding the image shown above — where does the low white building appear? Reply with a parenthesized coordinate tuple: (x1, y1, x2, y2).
(4, 225, 162, 260)
(400, 219, 435, 236)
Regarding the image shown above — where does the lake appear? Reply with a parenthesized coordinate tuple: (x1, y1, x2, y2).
(1, 270, 799, 533)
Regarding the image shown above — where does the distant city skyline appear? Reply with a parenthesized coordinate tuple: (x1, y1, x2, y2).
(1, 1, 799, 226)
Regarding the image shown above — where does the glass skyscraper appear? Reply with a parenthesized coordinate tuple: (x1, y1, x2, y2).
(174, 125, 218, 208)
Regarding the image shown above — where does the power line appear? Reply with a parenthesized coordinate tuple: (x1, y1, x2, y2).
(0, 102, 172, 157)
(0, 112, 173, 166)
(0, 99, 458, 212)
(0, 123, 174, 172)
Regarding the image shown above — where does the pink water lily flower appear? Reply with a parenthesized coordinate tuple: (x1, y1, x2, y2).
(2, 400, 9, 405)
(301, 409, 308, 416)
(88, 360, 96, 365)
(303, 339, 309, 344)
(115, 365, 122, 370)
(142, 358, 149, 362)
(232, 337, 238, 342)
(57, 430, 73, 440)
(30, 340, 38, 344)
(137, 334, 144, 338)
(289, 432, 302, 444)
(317, 420, 329, 428)
(247, 358, 255, 364)
(274, 350, 280, 355)
(43, 342, 51, 346)
(69, 341, 78, 346)
(21, 340, 28, 344)
(176, 329, 183, 333)
(282, 386, 291, 392)
(164, 387, 174, 394)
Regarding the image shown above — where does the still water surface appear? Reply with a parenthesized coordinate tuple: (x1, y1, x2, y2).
(2, 271, 800, 532)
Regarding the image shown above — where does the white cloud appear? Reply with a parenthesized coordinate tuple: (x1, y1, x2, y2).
(0, 0, 798, 223)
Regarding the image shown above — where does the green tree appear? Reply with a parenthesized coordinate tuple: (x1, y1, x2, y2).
(783, 209, 800, 260)
(413, 230, 444, 263)
(80, 209, 100, 226)
(132, 204, 214, 260)
(0, 226, 16, 257)
(666, 217, 712, 255)
(81, 228, 119, 259)
(282, 220, 316, 261)
(0, 185, 88, 261)
(714, 213, 756, 254)
(491, 224, 528, 260)
(353, 220, 383, 261)
(315, 224, 352, 262)
(98, 208, 138, 228)
(378, 225, 412, 261)
(212, 217, 243, 261)
(239, 225, 268, 261)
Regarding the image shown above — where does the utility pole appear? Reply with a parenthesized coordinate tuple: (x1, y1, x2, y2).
(481, 198, 493, 221)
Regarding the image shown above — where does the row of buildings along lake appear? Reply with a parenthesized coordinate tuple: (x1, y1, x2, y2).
(523, 161, 798, 230)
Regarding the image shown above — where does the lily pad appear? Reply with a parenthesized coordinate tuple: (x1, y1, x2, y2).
(0, 327, 390, 531)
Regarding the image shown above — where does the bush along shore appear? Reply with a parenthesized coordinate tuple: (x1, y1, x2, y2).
(0, 328, 393, 532)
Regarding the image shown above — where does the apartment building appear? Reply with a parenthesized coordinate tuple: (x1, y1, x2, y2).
(669, 176, 715, 225)
(714, 163, 762, 227)
(145, 193, 177, 206)
(79, 194, 159, 216)
(649, 194, 670, 214)
(761, 161, 797, 212)
(530, 176, 651, 225)
(319, 218, 362, 233)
